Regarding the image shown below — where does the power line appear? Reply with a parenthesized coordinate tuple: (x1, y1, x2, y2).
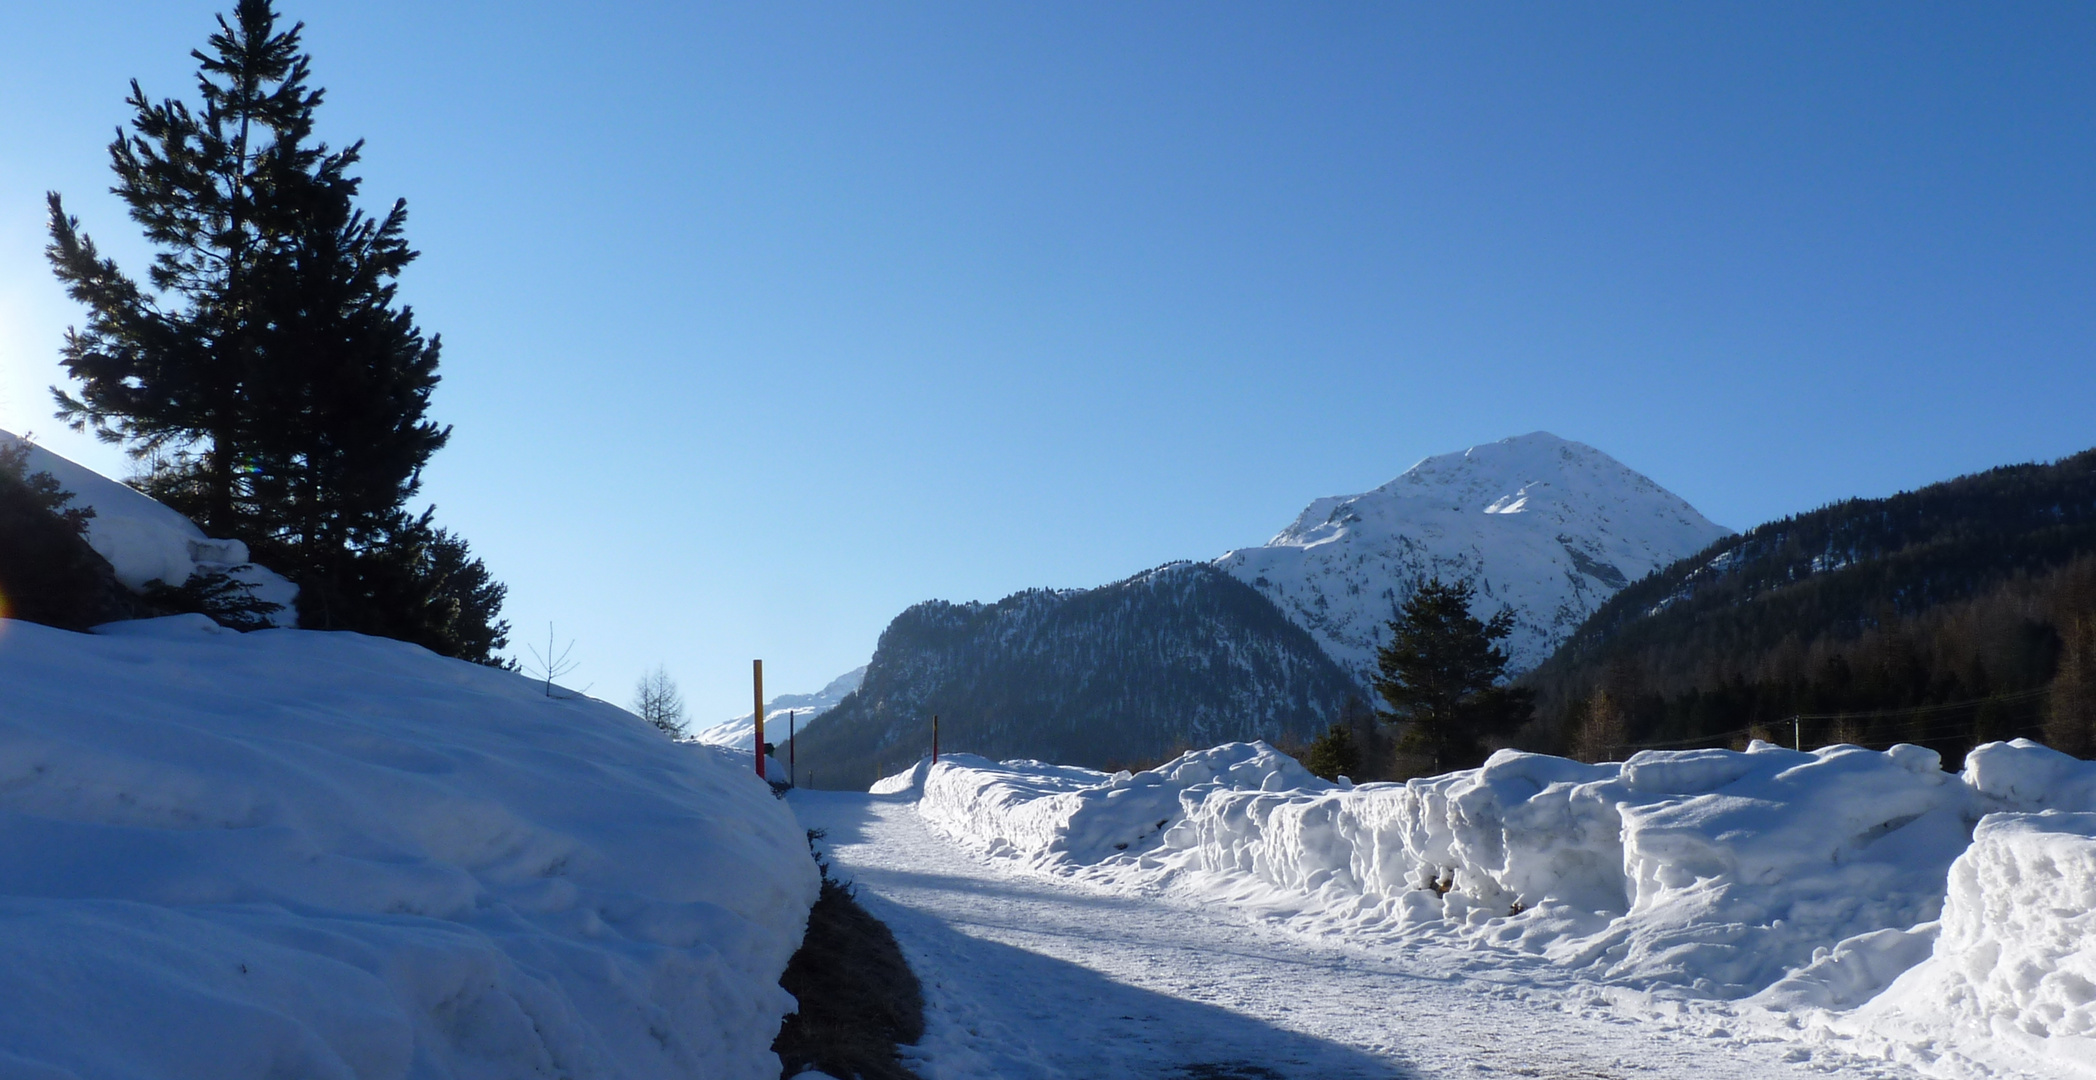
(1606, 686, 2053, 754)
(1786, 685, 2051, 724)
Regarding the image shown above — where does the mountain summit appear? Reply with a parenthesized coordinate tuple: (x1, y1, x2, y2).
(1215, 432, 1730, 681)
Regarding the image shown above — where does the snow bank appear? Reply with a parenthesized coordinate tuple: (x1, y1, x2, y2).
(0, 615, 818, 1079)
(1877, 813, 2096, 1042)
(917, 743, 1325, 867)
(871, 756, 935, 796)
(1812, 747, 2096, 1075)
(910, 739, 2096, 994)
(905, 737, 2096, 1074)
(1159, 740, 1976, 997)
(0, 430, 298, 624)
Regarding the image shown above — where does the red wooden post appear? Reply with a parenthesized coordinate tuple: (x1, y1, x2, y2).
(752, 659, 766, 779)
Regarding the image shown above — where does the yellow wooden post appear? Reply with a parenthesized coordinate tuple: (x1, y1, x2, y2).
(753, 659, 766, 779)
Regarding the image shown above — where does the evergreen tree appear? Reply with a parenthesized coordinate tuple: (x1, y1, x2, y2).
(1372, 578, 1533, 773)
(1301, 722, 1361, 781)
(0, 442, 137, 630)
(327, 514, 509, 664)
(44, 0, 504, 658)
(2049, 618, 2096, 757)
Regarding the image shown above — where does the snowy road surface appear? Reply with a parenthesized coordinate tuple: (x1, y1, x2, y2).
(790, 790, 1910, 1080)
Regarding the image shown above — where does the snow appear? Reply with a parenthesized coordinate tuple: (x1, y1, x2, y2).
(869, 755, 936, 796)
(0, 429, 299, 625)
(910, 744, 1326, 866)
(1843, 812, 2096, 1074)
(1214, 432, 1731, 678)
(695, 665, 866, 749)
(793, 787, 1850, 1079)
(887, 737, 2096, 1077)
(0, 615, 818, 1079)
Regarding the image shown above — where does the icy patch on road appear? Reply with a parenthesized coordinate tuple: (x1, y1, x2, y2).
(0, 616, 819, 1080)
(889, 738, 2096, 1077)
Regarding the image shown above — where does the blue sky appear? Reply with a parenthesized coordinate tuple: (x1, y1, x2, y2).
(2, 3, 2092, 719)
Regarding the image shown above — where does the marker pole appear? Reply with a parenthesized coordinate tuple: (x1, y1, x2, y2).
(753, 659, 766, 779)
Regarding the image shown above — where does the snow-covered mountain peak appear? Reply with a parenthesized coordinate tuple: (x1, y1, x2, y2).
(1219, 433, 1730, 681)
(1272, 432, 1691, 543)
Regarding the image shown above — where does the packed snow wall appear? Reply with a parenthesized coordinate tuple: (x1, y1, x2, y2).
(0, 615, 819, 1080)
(895, 737, 2096, 1067)
(914, 743, 1327, 866)
(1163, 741, 1981, 997)
(1859, 812, 2096, 1043)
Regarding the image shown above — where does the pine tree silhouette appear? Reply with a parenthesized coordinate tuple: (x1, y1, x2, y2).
(45, 0, 505, 659)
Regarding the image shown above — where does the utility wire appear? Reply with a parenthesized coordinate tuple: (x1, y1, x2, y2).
(1605, 686, 2053, 754)
(1785, 685, 2050, 723)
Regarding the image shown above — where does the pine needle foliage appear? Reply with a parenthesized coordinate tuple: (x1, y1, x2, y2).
(1372, 578, 1533, 774)
(44, 0, 506, 659)
(1300, 722, 1361, 781)
(1525, 448, 2096, 765)
(0, 443, 138, 630)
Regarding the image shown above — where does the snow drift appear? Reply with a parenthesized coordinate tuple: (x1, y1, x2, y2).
(914, 744, 1325, 865)
(1859, 813, 2096, 1047)
(1164, 741, 1984, 998)
(895, 738, 2096, 1075)
(0, 615, 818, 1080)
(0, 430, 298, 624)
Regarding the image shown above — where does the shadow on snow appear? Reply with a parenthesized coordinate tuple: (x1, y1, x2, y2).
(789, 790, 1413, 1080)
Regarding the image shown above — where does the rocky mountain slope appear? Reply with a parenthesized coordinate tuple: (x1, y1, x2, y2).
(1215, 432, 1731, 683)
(794, 563, 1356, 788)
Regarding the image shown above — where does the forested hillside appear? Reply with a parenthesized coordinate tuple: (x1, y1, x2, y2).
(794, 563, 1356, 788)
(1524, 448, 2096, 766)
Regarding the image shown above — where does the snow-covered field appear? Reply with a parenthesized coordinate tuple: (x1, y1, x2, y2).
(0, 615, 818, 1079)
(879, 739, 2096, 1078)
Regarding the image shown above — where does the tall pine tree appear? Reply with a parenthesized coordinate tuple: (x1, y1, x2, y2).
(45, 0, 507, 661)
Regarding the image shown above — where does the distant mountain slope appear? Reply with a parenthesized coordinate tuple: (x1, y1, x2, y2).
(1525, 447, 2096, 760)
(694, 666, 866, 749)
(1216, 432, 1729, 683)
(794, 563, 1356, 789)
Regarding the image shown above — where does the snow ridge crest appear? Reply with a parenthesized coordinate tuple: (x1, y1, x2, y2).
(1216, 432, 1730, 680)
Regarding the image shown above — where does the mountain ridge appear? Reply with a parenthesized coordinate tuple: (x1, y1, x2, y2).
(1521, 445, 2096, 761)
(794, 562, 1357, 787)
(1214, 432, 1731, 683)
